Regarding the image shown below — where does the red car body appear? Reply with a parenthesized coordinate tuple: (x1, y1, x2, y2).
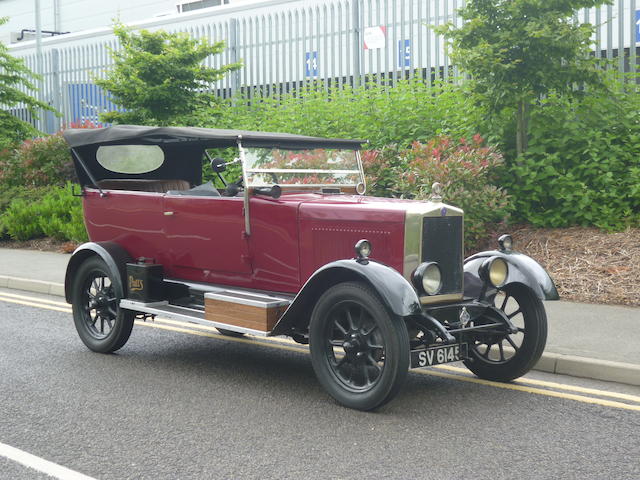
(83, 190, 409, 293)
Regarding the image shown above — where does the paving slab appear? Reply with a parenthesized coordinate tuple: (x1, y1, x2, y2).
(544, 300, 640, 365)
(0, 248, 68, 284)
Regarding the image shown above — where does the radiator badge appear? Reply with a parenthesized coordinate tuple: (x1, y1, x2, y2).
(459, 307, 471, 328)
(129, 275, 144, 292)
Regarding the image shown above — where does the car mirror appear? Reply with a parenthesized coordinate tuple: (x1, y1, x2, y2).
(211, 157, 227, 173)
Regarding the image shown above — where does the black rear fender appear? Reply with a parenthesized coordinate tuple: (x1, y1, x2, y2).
(64, 242, 132, 303)
(270, 259, 422, 337)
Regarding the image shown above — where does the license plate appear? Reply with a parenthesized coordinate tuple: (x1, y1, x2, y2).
(410, 343, 467, 368)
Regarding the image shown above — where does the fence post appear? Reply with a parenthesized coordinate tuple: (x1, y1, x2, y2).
(51, 48, 62, 130)
(229, 17, 240, 99)
(352, 0, 362, 87)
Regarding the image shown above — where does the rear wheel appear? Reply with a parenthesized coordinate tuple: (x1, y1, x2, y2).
(463, 284, 547, 382)
(71, 256, 135, 353)
(309, 282, 409, 411)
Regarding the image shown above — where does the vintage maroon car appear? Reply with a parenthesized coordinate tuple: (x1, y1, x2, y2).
(62, 125, 558, 410)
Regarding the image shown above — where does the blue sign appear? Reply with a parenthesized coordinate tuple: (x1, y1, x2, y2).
(398, 39, 411, 68)
(305, 51, 318, 77)
(67, 83, 120, 125)
(636, 10, 640, 44)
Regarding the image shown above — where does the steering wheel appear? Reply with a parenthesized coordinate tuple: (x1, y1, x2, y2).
(224, 177, 243, 197)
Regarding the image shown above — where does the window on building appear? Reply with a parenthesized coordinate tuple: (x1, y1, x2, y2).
(177, 0, 229, 13)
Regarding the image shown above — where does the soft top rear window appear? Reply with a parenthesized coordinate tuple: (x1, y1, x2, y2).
(96, 145, 164, 174)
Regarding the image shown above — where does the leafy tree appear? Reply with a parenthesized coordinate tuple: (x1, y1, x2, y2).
(0, 17, 55, 149)
(436, 0, 610, 157)
(96, 23, 241, 125)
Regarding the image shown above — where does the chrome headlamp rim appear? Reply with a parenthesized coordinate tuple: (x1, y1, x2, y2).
(412, 261, 443, 296)
(498, 234, 513, 252)
(355, 239, 372, 259)
(479, 256, 509, 288)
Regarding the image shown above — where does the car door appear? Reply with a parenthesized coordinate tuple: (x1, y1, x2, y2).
(162, 194, 252, 284)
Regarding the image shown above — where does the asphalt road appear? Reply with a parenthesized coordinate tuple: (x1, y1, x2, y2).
(1, 289, 639, 480)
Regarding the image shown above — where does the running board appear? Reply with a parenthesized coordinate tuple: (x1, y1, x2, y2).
(120, 299, 271, 337)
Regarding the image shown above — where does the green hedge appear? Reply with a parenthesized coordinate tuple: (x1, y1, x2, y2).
(0, 182, 88, 242)
(209, 78, 486, 149)
(505, 82, 640, 230)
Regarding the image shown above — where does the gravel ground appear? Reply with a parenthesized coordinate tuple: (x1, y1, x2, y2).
(494, 226, 640, 307)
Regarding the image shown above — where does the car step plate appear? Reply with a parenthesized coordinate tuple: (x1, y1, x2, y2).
(410, 343, 468, 368)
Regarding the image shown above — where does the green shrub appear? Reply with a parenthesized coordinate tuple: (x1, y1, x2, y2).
(210, 78, 487, 149)
(0, 185, 50, 214)
(505, 84, 640, 230)
(0, 133, 75, 188)
(363, 136, 510, 248)
(1, 182, 88, 242)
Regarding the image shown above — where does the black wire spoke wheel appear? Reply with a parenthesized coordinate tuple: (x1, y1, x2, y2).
(81, 273, 117, 339)
(309, 282, 409, 411)
(71, 257, 135, 353)
(325, 300, 387, 391)
(463, 284, 547, 382)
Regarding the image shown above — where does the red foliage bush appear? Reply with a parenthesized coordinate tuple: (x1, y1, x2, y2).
(363, 136, 510, 248)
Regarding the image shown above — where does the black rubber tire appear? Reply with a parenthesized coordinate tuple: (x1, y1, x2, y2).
(309, 282, 410, 411)
(71, 256, 135, 353)
(463, 284, 547, 382)
(216, 328, 245, 338)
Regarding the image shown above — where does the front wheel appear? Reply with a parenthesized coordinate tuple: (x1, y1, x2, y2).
(309, 282, 409, 411)
(463, 284, 547, 382)
(71, 256, 135, 353)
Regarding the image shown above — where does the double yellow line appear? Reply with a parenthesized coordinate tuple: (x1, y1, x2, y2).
(1, 290, 640, 412)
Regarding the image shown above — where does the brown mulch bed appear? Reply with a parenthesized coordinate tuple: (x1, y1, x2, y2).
(0, 238, 78, 254)
(1, 226, 638, 307)
(505, 226, 640, 307)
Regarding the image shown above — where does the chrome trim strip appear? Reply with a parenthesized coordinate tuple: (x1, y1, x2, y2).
(403, 202, 464, 284)
(204, 291, 290, 308)
(419, 293, 464, 305)
(238, 138, 251, 236)
(120, 299, 270, 337)
(248, 183, 361, 188)
(164, 278, 295, 303)
(247, 168, 360, 174)
(355, 150, 366, 195)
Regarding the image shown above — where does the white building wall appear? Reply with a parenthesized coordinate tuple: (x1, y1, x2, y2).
(0, 0, 223, 44)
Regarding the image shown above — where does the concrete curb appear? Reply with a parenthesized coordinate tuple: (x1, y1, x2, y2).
(1, 275, 639, 388)
(0, 275, 65, 297)
(534, 352, 640, 387)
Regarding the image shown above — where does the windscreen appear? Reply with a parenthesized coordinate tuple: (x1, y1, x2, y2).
(243, 147, 364, 188)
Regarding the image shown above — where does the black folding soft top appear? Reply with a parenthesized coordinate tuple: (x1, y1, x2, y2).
(63, 125, 366, 188)
(62, 125, 366, 150)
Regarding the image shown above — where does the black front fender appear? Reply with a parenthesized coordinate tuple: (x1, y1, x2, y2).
(270, 259, 421, 337)
(464, 250, 559, 301)
(64, 241, 132, 303)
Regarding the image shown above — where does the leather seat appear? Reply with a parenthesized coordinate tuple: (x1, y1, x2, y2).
(96, 179, 190, 193)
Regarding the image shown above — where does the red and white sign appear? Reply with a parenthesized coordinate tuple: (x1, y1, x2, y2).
(364, 26, 386, 50)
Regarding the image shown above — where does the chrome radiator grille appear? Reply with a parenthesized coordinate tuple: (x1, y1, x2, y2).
(421, 216, 463, 294)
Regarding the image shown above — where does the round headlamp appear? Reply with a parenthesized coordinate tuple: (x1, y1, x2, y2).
(498, 234, 513, 252)
(412, 262, 443, 296)
(480, 257, 509, 288)
(355, 239, 372, 259)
